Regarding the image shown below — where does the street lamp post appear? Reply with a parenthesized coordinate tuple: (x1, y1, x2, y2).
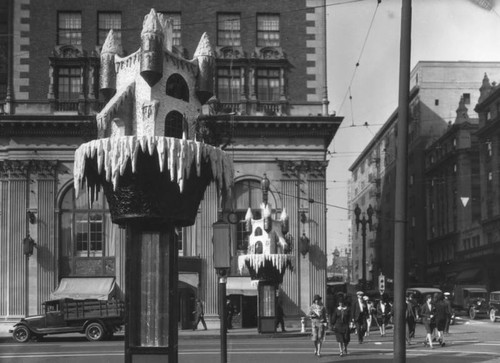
(354, 204, 373, 289)
(213, 220, 231, 363)
(345, 248, 351, 283)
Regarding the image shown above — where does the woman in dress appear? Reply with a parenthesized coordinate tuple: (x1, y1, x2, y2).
(434, 292, 447, 346)
(420, 294, 436, 348)
(330, 293, 352, 357)
(376, 294, 391, 337)
(308, 294, 327, 357)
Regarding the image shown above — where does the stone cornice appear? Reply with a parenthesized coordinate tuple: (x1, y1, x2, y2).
(200, 115, 341, 146)
(0, 116, 97, 140)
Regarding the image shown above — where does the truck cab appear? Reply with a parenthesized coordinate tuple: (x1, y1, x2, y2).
(452, 285, 489, 319)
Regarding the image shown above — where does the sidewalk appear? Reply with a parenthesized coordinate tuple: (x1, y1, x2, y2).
(0, 325, 314, 343)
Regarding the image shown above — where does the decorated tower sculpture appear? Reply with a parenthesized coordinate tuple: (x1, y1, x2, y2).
(237, 174, 293, 333)
(74, 9, 233, 363)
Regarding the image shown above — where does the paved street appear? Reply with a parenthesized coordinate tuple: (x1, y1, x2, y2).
(1, 317, 499, 362)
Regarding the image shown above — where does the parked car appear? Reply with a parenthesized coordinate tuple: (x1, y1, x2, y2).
(10, 298, 124, 342)
(451, 285, 489, 320)
(489, 291, 500, 322)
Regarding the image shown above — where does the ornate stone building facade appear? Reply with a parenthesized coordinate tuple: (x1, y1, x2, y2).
(0, 0, 340, 330)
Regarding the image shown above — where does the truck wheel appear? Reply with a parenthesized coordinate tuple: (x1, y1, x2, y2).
(490, 309, 497, 322)
(13, 326, 31, 343)
(469, 307, 476, 320)
(85, 322, 105, 342)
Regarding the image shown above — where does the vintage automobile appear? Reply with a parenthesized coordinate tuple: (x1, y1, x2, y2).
(489, 291, 500, 322)
(451, 285, 489, 320)
(10, 298, 124, 342)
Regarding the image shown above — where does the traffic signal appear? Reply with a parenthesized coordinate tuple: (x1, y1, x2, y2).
(378, 274, 385, 292)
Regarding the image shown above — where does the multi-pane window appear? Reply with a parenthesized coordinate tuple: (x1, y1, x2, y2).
(217, 67, 241, 103)
(58, 12, 82, 45)
(217, 13, 241, 46)
(76, 214, 103, 256)
(98, 12, 122, 45)
(256, 69, 280, 101)
(60, 188, 111, 259)
(257, 14, 280, 47)
(58, 67, 81, 100)
(162, 12, 181, 46)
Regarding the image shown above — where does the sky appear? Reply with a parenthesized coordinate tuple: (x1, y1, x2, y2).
(324, 0, 500, 264)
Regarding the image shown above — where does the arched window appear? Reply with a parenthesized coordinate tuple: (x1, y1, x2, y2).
(59, 186, 118, 277)
(254, 227, 263, 236)
(165, 111, 184, 138)
(166, 73, 189, 102)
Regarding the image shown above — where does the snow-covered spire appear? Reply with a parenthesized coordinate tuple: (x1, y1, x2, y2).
(141, 9, 163, 37)
(193, 32, 215, 104)
(194, 32, 215, 58)
(102, 29, 122, 56)
(140, 9, 164, 87)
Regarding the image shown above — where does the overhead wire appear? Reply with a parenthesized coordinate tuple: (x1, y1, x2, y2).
(336, 0, 381, 122)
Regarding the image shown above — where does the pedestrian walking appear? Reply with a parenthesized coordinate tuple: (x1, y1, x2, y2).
(420, 294, 436, 348)
(331, 293, 352, 357)
(443, 292, 453, 334)
(434, 293, 447, 346)
(275, 300, 286, 332)
(365, 297, 375, 337)
(192, 298, 207, 330)
(226, 299, 235, 329)
(376, 294, 391, 337)
(308, 294, 327, 357)
(405, 294, 418, 344)
(351, 291, 367, 343)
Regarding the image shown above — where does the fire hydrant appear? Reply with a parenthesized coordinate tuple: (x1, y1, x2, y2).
(301, 317, 306, 333)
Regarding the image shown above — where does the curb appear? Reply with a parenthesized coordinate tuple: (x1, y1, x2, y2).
(0, 330, 320, 344)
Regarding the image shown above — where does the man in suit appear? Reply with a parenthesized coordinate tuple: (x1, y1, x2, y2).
(351, 291, 368, 343)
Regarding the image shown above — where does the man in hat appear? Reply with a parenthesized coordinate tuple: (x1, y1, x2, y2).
(351, 291, 368, 343)
(309, 294, 327, 357)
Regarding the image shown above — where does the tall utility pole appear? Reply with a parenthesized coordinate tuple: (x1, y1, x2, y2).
(394, 0, 412, 362)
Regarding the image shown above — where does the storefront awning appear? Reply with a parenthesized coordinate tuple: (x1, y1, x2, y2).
(50, 277, 116, 301)
(226, 277, 258, 296)
(179, 273, 199, 288)
(455, 269, 482, 283)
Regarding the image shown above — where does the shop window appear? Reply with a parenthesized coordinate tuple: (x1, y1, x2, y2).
(256, 68, 280, 102)
(217, 67, 241, 103)
(98, 12, 122, 46)
(58, 12, 82, 46)
(257, 14, 280, 47)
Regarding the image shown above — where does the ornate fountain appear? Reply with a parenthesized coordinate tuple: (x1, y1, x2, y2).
(237, 174, 293, 333)
(74, 9, 233, 363)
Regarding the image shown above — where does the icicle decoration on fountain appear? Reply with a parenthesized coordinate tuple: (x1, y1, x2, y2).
(237, 203, 293, 283)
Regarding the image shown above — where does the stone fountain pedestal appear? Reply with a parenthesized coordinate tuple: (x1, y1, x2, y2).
(75, 138, 232, 363)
